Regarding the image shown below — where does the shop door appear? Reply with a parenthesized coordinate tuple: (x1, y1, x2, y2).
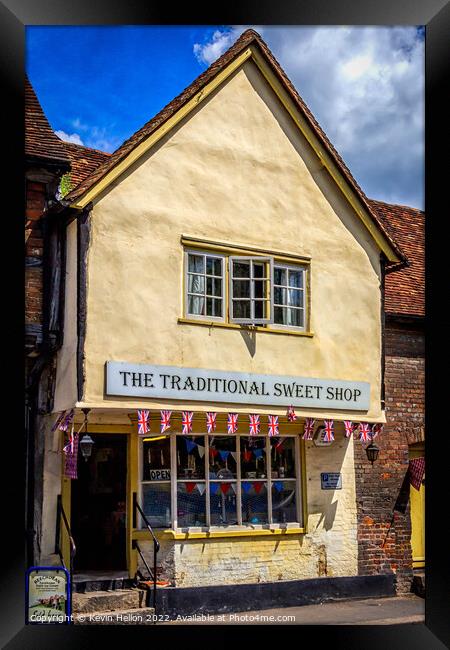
(71, 435, 127, 571)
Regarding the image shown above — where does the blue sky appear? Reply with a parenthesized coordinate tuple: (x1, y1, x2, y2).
(26, 25, 424, 208)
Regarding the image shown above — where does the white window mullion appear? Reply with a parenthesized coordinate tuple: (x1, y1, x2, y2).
(170, 433, 177, 530)
(236, 434, 242, 526)
(205, 434, 211, 527)
(266, 436, 273, 524)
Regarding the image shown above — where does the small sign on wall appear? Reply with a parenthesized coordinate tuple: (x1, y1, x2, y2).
(149, 469, 171, 481)
(321, 473, 342, 490)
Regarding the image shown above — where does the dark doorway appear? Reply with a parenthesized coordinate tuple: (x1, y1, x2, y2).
(71, 434, 127, 571)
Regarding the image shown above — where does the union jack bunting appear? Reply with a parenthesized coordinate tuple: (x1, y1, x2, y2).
(323, 419, 334, 442)
(249, 414, 260, 436)
(286, 405, 297, 422)
(268, 415, 279, 437)
(344, 421, 353, 438)
(160, 410, 172, 434)
(302, 418, 315, 440)
(409, 457, 425, 491)
(137, 410, 150, 436)
(63, 422, 75, 455)
(227, 413, 238, 434)
(182, 411, 193, 435)
(59, 409, 74, 432)
(51, 411, 67, 433)
(359, 422, 372, 442)
(371, 423, 384, 439)
(206, 412, 217, 434)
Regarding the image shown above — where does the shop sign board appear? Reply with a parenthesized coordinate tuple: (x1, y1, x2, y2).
(106, 362, 370, 411)
(320, 473, 342, 490)
(26, 567, 71, 624)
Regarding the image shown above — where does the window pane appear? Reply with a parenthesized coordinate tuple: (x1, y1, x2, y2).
(207, 277, 222, 297)
(253, 262, 266, 279)
(206, 298, 222, 317)
(188, 274, 205, 294)
(143, 438, 171, 481)
(288, 270, 303, 288)
(177, 482, 206, 527)
(272, 481, 297, 523)
(188, 295, 205, 315)
(232, 300, 251, 319)
(254, 300, 266, 320)
(287, 288, 302, 307)
(232, 279, 250, 298)
(274, 306, 303, 327)
(253, 280, 268, 299)
(209, 436, 237, 479)
(289, 308, 303, 327)
(274, 287, 287, 306)
(188, 254, 204, 273)
(270, 437, 296, 479)
(241, 437, 267, 478)
(206, 257, 222, 276)
(274, 306, 285, 324)
(142, 483, 171, 529)
(274, 267, 287, 286)
(210, 482, 238, 525)
(233, 261, 250, 278)
(176, 436, 205, 479)
(241, 482, 268, 524)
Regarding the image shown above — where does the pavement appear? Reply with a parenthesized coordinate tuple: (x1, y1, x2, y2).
(158, 595, 425, 625)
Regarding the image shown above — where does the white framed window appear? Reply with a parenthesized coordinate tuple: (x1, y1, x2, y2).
(229, 256, 273, 325)
(273, 263, 306, 330)
(185, 250, 225, 321)
(141, 432, 302, 530)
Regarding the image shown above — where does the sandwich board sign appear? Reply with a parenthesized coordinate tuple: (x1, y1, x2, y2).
(26, 566, 71, 624)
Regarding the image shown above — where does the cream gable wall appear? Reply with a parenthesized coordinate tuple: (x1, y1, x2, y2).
(81, 59, 383, 420)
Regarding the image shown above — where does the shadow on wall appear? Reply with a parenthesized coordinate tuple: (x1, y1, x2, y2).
(305, 428, 354, 534)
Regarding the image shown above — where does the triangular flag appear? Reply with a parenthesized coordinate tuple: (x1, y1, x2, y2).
(273, 481, 284, 493)
(197, 444, 205, 458)
(253, 448, 264, 459)
(231, 451, 239, 462)
(185, 439, 197, 453)
(242, 481, 252, 493)
(185, 482, 196, 494)
(243, 449, 252, 462)
(221, 483, 231, 495)
(209, 447, 218, 458)
(254, 482, 264, 494)
(196, 483, 206, 496)
(219, 450, 230, 461)
(209, 482, 220, 495)
(230, 483, 237, 494)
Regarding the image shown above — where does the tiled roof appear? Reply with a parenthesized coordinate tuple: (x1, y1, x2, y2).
(62, 142, 111, 188)
(25, 76, 70, 167)
(370, 199, 425, 317)
(62, 30, 404, 262)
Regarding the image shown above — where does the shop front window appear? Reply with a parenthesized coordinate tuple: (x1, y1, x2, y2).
(141, 433, 302, 529)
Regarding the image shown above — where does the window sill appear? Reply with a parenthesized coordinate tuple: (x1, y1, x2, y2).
(178, 318, 314, 338)
(133, 524, 305, 540)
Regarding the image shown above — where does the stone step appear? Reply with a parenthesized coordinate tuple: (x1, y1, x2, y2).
(73, 607, 155, 625)
(72, 589, 146, 613)
(411, 571, 425, 598)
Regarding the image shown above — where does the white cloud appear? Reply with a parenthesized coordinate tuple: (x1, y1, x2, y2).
(192, 26, 424, 209)
(55, 130, 84, 145)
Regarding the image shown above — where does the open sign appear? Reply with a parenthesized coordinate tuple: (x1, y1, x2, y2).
(149, 469, 171, 481)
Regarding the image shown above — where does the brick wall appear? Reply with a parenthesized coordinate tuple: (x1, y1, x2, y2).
(355, 320, 424, 594)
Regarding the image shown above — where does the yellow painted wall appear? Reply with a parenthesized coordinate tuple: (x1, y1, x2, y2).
(73, 59, 383, 422)
(54, 219, 78, 411)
